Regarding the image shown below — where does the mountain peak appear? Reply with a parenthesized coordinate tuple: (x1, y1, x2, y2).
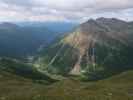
(96, 17, 120, 21)
(96, 17, 127, 25)
(0, 22, 19, 29)
(87, 19, 96, 23)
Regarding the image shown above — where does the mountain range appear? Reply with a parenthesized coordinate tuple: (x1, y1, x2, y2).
(0, 22, 75, 60)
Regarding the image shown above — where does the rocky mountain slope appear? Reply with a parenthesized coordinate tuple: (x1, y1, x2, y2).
(37, 18, 133, 79)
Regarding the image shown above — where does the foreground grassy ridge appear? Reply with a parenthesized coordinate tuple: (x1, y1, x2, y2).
(0, 70, 133, 100)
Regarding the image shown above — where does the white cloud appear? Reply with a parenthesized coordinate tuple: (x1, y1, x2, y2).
(0, 0, 133, 22)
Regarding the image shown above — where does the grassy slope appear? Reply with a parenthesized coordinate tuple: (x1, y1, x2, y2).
(0, 70, 133, 100)
(0, 58, 55, 83)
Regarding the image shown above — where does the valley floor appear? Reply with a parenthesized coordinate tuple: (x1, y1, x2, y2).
(0, 70, 133, 100)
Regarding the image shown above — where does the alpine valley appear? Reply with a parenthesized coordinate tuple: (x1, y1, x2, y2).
(0, 18, 133, 100)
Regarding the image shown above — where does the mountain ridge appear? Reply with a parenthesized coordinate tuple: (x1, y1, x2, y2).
(37, 17, 133, 79)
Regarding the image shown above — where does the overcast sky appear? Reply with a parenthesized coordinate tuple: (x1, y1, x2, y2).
(0, 0, 133, 22)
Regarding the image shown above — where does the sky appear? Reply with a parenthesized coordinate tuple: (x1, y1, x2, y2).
(0, 0, 133, 23)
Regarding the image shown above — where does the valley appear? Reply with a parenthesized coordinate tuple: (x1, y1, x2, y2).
(0, 18, 133, 100)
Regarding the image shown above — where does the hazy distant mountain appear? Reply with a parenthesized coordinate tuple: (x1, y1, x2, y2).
(38, 18, 133, 79)
(18, 22, 77, 33)
(0, 22, 18, 29)
(0, 22, 72, 60)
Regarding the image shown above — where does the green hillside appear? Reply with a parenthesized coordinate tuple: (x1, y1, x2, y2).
(0, 69, 132, 100)
(0, 58, 55, 83)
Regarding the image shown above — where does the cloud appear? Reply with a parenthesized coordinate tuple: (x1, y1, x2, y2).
(0, 0, 133, 22)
